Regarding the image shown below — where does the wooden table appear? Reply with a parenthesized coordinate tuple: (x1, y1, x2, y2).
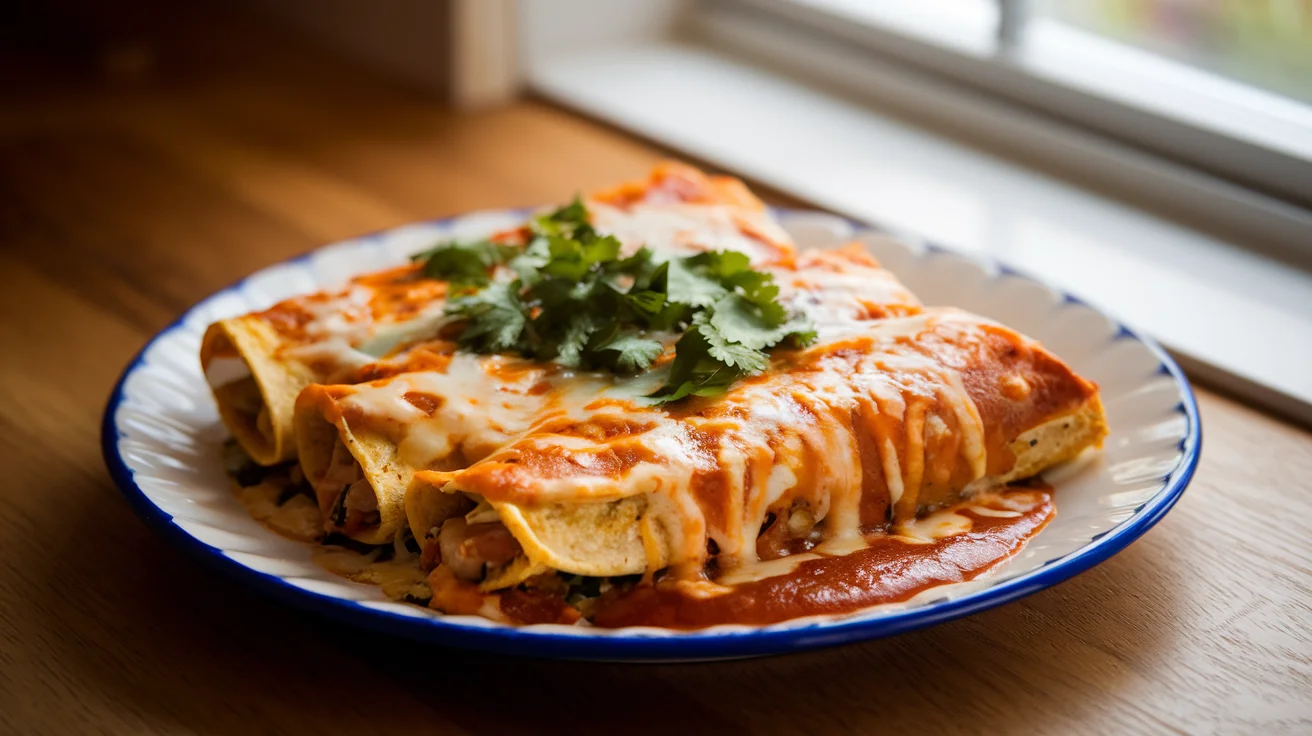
(2, 8, 1309, 735)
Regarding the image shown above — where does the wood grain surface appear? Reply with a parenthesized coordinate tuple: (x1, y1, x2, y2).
(1, 6, 1309, 735)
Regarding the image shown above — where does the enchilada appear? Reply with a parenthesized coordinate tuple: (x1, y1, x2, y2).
(208, 162, 1107, 629)
(406, 309, 1105, 625)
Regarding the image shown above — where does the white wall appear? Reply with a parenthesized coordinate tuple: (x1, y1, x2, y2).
(518, 0, 691, 69)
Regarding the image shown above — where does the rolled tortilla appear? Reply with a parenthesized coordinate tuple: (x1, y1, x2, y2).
(586, 160, 798, 267)
(201, 264, 453, 465)
(293, 353, 552, 545)
(202, 316, 318, 467)
(410, 308, 1107, 593)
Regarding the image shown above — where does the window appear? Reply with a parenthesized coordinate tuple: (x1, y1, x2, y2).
(717, 0, 1312, 208)
(1038, 0, 1312, 104)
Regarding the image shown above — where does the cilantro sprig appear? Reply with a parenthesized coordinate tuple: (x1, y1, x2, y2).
(411, 199, 815, 402)
(409, 239, 518, 289)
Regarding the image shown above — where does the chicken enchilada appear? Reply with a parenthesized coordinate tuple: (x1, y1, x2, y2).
(208, 163, 1107, 629)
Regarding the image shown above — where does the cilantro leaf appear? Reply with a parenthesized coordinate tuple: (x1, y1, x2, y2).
(664, 258, 727, 307)
(687, 250, 751, 281)
(646, 329, 743, 404)
(540, 233, 622, 281)
(411, 240, 517, 287)
(707, 294, 805, 350)
(507, 239, 550, 284)
(555, 315, 599, 366)
(778, 318, 818, 348)
(696, 312, 769, 373)
(609, 246, 659, 287)
(725, 270, 787, 325)
(592, 330, 665, 373)
(646, 300, 692, 333)
(446, 281, 526, 352)
(433, 201, 816, 402)
(624, 289, 667, 317)
(540, 197, 589, 228)
(532, 196, 594, 240)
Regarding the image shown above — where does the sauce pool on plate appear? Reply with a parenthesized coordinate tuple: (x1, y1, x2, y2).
(591, 488, 1054, 629)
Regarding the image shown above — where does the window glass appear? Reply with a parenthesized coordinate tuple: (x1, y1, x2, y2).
(1035, 0, 1312, 104)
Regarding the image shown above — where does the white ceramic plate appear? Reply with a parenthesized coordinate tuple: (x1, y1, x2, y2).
(102, 208, 1200, 661)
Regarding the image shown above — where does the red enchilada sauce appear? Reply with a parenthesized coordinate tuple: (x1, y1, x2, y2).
(590, 488, 1054, 629)
(418, 489, 1054, 628)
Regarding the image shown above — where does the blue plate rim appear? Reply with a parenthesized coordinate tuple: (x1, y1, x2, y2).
(100, 208, 1202, 662)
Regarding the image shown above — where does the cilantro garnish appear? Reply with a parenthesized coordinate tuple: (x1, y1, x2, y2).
(411, 198, 815, 402)
(410, 239, 517, 289)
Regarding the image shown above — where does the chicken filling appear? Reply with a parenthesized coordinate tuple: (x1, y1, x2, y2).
(420, 517, 523, 582)
(418, 497, 829, 623)
(220, 376, 276, 444)
(316, 440, 381, 537)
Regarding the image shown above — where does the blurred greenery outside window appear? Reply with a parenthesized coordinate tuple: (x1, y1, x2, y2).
(1036, 0, 1312, 104)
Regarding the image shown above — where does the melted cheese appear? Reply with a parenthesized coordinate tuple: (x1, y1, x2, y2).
(299, 285, 375, 343)
(431, 310, 998, 580)
(232, 478, 322, 543)
(589, 201, 792, 265)
(238, 193, 902, 414)
(764, 463, 798, 506)
(283, 337, 374, 376)
(354, 302, 450, 358)
(313, 546, 431, 601)
(780, 269, 918, 327)
(340, 353, 548, 468)
(894, 507, 975, 543)
(275, 296, 450, 383)
(321, 300, 1006, 588)
(204, 356, 252, 388)
(257, 196, 802, 388)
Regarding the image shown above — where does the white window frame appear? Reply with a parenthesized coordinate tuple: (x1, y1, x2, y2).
(727, 0, 1312, 209)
